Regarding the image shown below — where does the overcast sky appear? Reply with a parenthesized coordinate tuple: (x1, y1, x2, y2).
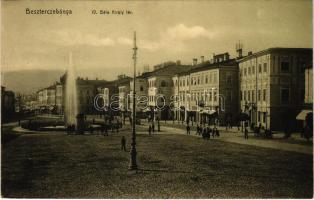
(1, 0, 312, 80)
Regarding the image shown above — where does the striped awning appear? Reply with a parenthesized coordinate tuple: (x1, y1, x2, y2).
(296, 110, 312, 120)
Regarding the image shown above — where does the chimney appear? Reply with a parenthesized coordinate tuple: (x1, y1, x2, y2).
(192, 58, 198, 66)
(224, 53, 230, 61)
(236, 42, 243, 58)
(176, 60, 181, 66)
(213, 53, 216, 63)
(248, 51, 253, 56)
(200, 56, 205, 63)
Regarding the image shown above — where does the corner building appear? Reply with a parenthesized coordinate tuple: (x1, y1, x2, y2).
(238, 48, 312, 131)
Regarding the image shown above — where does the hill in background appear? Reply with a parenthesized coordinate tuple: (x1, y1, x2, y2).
(1, 70, 65, 94)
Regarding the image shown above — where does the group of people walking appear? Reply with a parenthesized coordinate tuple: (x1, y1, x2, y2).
(148, 120, 161, 135)
(192, 124, 220, 139)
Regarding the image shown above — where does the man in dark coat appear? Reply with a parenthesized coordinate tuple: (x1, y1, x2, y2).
(121, 136, 126, 151)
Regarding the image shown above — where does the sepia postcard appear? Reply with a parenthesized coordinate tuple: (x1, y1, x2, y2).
(1, 0, 313, 198)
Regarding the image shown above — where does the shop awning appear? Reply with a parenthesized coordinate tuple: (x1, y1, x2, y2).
(296, 110, 312, 120)
(200, 109, 217, 115)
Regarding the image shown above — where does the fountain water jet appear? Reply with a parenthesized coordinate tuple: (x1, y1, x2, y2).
(64, 52, 78, 127)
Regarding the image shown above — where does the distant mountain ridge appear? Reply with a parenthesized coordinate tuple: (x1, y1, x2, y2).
(1, 69, 65, 94)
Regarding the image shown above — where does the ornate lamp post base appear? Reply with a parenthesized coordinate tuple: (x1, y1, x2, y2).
(128, 145, 137, 170)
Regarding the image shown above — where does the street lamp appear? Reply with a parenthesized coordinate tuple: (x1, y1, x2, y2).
(129, 31, 138, 170)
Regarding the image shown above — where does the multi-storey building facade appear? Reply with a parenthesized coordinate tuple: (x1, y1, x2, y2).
(239, 48, 312, 131)
(118, 85, 130, 111)
(55, 84, 63, 114)
(129, 72, 150, 112)
(116, 75, 132, 115)
(172, 72, 191, 121)
(148, 63, 191, 120)
(173, 53, 238, 125)
(37, 86, 56, 107)
(296, 65, 313, 125)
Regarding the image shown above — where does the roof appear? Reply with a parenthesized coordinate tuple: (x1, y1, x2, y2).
(238, 47, 313, 62)
(137, 71, 154, 78)
(146, 64, 192, 78)
(176, 59, 237, 76)
(76, 79, 108, 86)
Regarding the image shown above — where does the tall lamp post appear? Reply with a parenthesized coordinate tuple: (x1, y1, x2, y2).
(129, 31, 138, 170)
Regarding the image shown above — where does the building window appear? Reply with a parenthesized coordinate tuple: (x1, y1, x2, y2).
(244, 90, 246, 101)
(258, 111, 261, 122)
(263, 89, 266, 101)
(187, 79, 189, 86)
(263, 63, 267, 73)
(248, 67, 251, 75)
(140, 86, 144, 91)
(258, 90, 261, 101)
(259, 64, 262, 73)
(281, 62, 290, 73)
(240, 90, 242, 101)
(240, 69, 243, 77)
(252, 90, 255, 102)
(205, 76, 208, 84)
(244, 68, 247, 76)
(226, 75, 232, 84)
(252, 66, 255, 74)
(281, 88, 290, 103)
(161, 81, 167, 87)
(213, 74, 217, 83)
(248, 90, 251, 101)
(263, 112, 267, 123)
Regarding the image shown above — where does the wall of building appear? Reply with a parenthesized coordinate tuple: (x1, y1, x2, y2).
(239, 49, 312, 131)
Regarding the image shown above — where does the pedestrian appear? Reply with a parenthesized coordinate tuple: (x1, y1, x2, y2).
(211, 127, 215, 138)
(216, 128, 220, 137)
(121, 136, 126, 151)
(206, 126, 211, 139)
(66, 125, 70, 134)
(196, 124, 200, 135)
(148, 125, 152, 135)
(199, 126, 203, 136)
(186, 124, 191, 135)
(89, 125, 94, 134)
(158, 121, 160, 132)
(244, 128, 249, 139)
(237, 121, 240, 131)
(152, 123, 155, 133)
(104, 124, 108, 136)
(116, 123, 119, 133)
(203, 127, 208, 139)
(101, 124, 104, 135)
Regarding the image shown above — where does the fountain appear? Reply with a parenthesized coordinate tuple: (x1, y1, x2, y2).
(19, 52, 86, 133)
(64, 52, 79, 130)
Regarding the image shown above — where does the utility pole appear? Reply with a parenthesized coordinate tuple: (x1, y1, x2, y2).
(129, 31, 138, 170)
